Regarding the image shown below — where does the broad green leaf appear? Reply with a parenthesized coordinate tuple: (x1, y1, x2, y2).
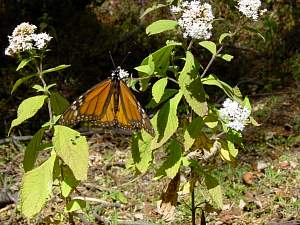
(205, 174, 223, 209)
(202, 74, 242, 101)
(9, 95, 47, 134)
(11, 74, 36, 94)
(219, 32, 233, 44)
(131, 131, 153, 173)
(199, 41, 217, 55)
(43, 64, 71, 74)
(217, 54, 234, 62)
(151, 91, 183, 149)
(111, 190, 128, 204)
(155, 140, 182, 179)
(65, 199, 86, 212)
(23, 128, 46, 172)
(50, 92, 70, 115)
(152, 77, 168, 103)
(220, 147, 231, 162)
(243, 96, 251, 111)
(61, 166, 80, 198)
(146, 20, 178, 36)
(184, 117, 204, 151)
(16, 58, 33, 71)
(138, 42, 181, 91)
(204, 115, 219, 128)
(146, 88, 178, 109)
(178, 51, 208, 117)
(227, 140, 238, 158)
(20, 152, 56, 218)
(53, 125, 88, 180)
(32, 84, 44, 92)
(140, 3, 166, 19)
(134, 65, 154, 75)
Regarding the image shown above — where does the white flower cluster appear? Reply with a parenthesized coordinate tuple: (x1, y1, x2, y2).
(170, 0, 214, 40)
(5, 22, 52, 56)
(237, 0, 265, 20)
(112, 67, 130, 79)
(219, 98, 250, 132)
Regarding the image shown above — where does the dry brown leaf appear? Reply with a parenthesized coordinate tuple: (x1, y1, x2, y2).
(242, 172, 256, 185)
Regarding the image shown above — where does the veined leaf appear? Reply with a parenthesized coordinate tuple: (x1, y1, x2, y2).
(140, 3, 166, 19)
(61, 166, 80, 198)
(23, 128, 46, 172)
(155, 140, 182, 179)
(16, 58, 33, 71)
(131, 130, 153, 173)
(205, 174, 223, 209)
(152, 77, 168, 103)
(50, 92, 70, 115)
(178, 51, 208, 117)
(11, 74, 36, 94)
(65, 199, 86, 212)
(151, 91, 183, 150)
(9, 95, 47, 134)
(43, 64, 71, 74)
(184, 117, 204, 151)
(20, 151, 56, 218)
(146, 88, 178, 109)
(199, 41, 217, 55)
(53, 125, 88, 180)
(146, 20, 178, 36)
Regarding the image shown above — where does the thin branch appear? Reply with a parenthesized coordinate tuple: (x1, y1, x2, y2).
(201, 45, 223, 78)
(72, 196, 121, 208)
(0, 135, 33, 144)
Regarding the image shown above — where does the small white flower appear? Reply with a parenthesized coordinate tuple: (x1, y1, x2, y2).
(32, 33, 52, 49)
(237, 0, 264, 20)
(12, 22, 36, 37)
(170, 0, 214, 40)
(112, 67, 130, 79)
(219, 98, 250, 132)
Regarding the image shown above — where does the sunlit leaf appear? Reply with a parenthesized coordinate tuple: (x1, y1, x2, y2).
(50, 92, 70, 115)
(146, 20, 178, 36)
(65, 199, 86, 212)
(219, 32, 233, 44)
(11, 74, 36, 94)
(183, 117, 204, 151)
(43, 64, 71, 74)
(205, 174, 223, 209)
(61, 166, 80, 198)
(217, 54, 234, 62)
(16, 58, 34, 71)
(146, 88, 178, 109)
(152, 77, 168, 103)
(199, 41, 217, 55)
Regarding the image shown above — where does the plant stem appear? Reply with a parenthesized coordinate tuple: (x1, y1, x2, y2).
(201, 45, 223, 78)
(190, 169, 196, 225)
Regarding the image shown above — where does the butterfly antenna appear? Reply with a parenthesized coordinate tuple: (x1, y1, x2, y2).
(120, 51, 131, 68)
(109, 51, 117, 69)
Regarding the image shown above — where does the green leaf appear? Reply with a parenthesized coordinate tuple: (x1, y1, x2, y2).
(50, 92, 70, 115)
(131, 131, 153, 173)
(219, 32, 233, 44)
(217, 54, 234, 62)
(111, 191, 128, 204)
(65, 199, 86, 212)
(16, 58, 33, 71)
(11, 74, 36, 94)
(20, 151, 56, 218)
(53, 125, 88, 180)
(134, 65, 154, 75)
(244, 26, 265, 42)
(243, 96, 251, 111)
(199, 41, 217, 55)
(146, 20, 178, 36)
(178, 51, 208, 117)
(9, 95, 47, 134)
(43, 64, 71, 74)
(137, 42, 181, 91)
(146, 88, 178, 109)
(203, 115, 219, 128)
(42, 115, 61, 128)
(152, 78, 168, 103)
(205, 174, 223, 209)
(227, 140, 238, 158)
(202, 74, 242, 101)
(23, 128, 46, 172)
(155, 140, 182, 179)
(151, 91, 183, 150)
(184, 117, 204, 151)
(32, 84, 44, 92)
(140, 3, 166, 19)
(61, 166, 80, 198)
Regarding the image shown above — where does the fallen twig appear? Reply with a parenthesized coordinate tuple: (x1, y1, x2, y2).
(72, 196, 121, 208)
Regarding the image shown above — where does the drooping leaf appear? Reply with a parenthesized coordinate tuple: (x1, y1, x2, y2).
(244, 26, 265, 42)
(20, 151, 56, 218)
(155, 140, 182, 179)
(219, 32, 233, 44)
(178, 51, 208, 117)
(9, 95, 47, 134)
(151, 91, 183, 150)
(23, 128, 46, 172)
(43, 64, 71, 74)
(16, 58, 34, 71)
(131, 130, 153, 173)
(183, 117, 204, 151)
(11, 74, 36, 94)
(146, 20, 178, 36)
(217, 54, 234, 62)
(199, 41, 217, 55)
(53, 125, 88, 180)
(205, 174, 223, 209)
(152, 77, 168, 103)
(61, 166, 80, 198)
(140, 3, 166, 19)
(65, 199, 86, 212)
(50, 92, 70, 115)
(146, 88, 178, 109)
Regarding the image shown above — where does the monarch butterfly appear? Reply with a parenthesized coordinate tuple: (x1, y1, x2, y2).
(59, 67, 154, 135)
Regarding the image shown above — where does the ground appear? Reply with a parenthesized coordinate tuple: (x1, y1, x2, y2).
(0, 92, 300, 225)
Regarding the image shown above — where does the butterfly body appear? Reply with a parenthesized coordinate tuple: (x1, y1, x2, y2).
(60, 68, 154, 134)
